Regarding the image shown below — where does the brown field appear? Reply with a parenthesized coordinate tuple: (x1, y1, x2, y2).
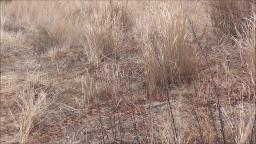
(0, 0, 255, 143)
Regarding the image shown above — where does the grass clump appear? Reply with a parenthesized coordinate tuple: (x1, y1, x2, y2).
(208, 0, 254, 37)
(81, 2, 134, 64)
(138, 3, 198, 93)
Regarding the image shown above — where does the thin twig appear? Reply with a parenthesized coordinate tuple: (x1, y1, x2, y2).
(132, 114, 140, 143)
(189, 19, 226, 144)
(185, 92, 204, 144)
(250, 113, 256, 144)
(118, 112, 125, 143)
(96, 97, 106, 144)
(153, 42, 178, 144)
(192, 80, 220, 143)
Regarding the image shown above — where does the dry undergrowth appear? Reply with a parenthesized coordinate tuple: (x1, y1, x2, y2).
(0, 1, 255, 144)
(208, 0, 254, 38)
(138, 3, 198, 94)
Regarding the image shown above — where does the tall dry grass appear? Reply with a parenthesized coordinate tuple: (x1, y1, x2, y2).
(137, 3, 198, 94)
(11, 73, 53, 144)
(81, 2, 130, 64)
(2, 1, 83, 46)
(234, 14, 256, 88)
(208, 0, 254, 37)
(0, 0, 255, 143)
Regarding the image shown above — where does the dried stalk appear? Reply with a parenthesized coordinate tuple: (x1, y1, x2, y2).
(189, 19, 226, 144)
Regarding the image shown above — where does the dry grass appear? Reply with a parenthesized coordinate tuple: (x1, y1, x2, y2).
(234, 14, 256, 87)
(0, 1, 255, 143)
(138, 3, 198, 94)
(208, 0, 254, 38)
(15, 85, 48, 143)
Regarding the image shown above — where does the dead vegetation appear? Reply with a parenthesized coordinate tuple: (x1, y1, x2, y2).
(0, 1, 255, 144)
(208, 0, 254, 38)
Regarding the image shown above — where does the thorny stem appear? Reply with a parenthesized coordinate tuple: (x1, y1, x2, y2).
(132, 114, 139, 143)
(109, 112, 117, 142)
(189, 19, 226, 144)
(152, 41, 178, 144)
(97, 97, 106, 144)
(185, 91, 204, 144)
(250, 113, 256, 144)
(163, 78, 179, 144)
(118, 112, 125, 143)
(192, 67, 219, 143)
(148, 97, 154, 144)
(207, 93, 221, 144)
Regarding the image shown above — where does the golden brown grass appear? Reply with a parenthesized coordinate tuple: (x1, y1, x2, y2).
(138, 3, 198, 94)
(0, 1, 255, 143)
(208, 0, 254, 37)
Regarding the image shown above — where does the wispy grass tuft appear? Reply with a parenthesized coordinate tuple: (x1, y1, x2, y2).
(208, 0, 254, 38)
(138, 3, 198, 94)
